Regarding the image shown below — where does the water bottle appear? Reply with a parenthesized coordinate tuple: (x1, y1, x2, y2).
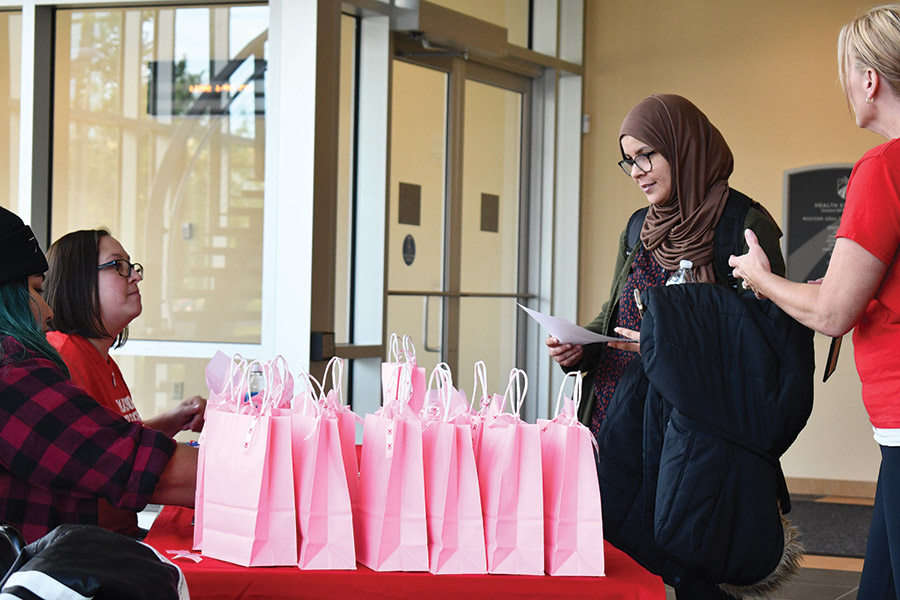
(245, 366, 265, 405)
(666, 259, 696, 286)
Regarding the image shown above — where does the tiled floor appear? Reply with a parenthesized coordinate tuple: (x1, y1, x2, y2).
(664, 495, 870, 599)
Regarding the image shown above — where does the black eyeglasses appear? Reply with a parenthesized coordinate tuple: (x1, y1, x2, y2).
(618, 151, 656, 176)
(98, 259, 144, 279)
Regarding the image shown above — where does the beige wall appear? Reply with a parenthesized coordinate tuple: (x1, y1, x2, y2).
(582, 0, 884, 486)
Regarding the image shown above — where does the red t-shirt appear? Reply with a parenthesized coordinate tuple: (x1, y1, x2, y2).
(46, 332, 142, 423)
(836, 138, 900, 428)
(46, 331, 146, 535)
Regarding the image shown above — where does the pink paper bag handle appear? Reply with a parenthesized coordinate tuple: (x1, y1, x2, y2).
(423, 362, 454, 423)
(470, 360, 490, 414)
(496, 368, 528, 417)
(553, 370, 583, 422)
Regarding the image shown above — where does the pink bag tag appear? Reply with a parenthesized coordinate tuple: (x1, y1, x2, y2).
(539, 370, 604, 576)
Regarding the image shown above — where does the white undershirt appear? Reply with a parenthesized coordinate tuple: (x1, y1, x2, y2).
(873, 426, 900, 446)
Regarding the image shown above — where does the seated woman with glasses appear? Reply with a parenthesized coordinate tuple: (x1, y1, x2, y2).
(0, 208, 197, 544)
(44, 229, 206, 537)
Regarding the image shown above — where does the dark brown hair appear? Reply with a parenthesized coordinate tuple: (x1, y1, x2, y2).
(45, 229, 129, 348)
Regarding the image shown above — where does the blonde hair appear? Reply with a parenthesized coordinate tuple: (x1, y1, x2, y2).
(839, 4, 900, 98)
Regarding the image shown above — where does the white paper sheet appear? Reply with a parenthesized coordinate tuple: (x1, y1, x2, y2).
(517, 304, 637, 344)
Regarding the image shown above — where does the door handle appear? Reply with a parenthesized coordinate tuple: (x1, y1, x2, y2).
(422, 295, 441, 353)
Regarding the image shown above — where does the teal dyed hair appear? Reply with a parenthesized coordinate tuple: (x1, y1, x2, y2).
(0, 278, 70, 375)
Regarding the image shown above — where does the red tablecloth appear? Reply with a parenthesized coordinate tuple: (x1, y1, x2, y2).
(145, 506, 664, 599)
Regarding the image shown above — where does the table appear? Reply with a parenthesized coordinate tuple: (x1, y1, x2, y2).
(145, 506, 665, 600)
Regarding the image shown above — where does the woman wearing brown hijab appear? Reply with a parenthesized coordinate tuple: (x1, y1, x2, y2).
(546, 93, 785, 434)
(547, 95, 789, 599)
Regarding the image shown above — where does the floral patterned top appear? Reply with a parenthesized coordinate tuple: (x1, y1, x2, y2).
(589, 246, 668, 440)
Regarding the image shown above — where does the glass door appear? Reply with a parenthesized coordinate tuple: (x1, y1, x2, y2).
(386, 50, 530, 394)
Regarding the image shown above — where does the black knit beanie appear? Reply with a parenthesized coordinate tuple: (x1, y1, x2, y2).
(0, 206, 48, 285)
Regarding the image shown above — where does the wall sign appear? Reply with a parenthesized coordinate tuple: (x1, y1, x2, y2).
(783, 164, 852, 283)
(402, 234, 416, 266)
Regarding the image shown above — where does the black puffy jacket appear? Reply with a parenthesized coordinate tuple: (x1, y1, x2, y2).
(596, 283, 814, 588)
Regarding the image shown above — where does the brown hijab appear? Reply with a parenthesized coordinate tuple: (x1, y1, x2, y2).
(619, 94, 733, 283)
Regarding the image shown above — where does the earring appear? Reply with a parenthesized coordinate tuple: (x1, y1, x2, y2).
(867, 96, 874, 104)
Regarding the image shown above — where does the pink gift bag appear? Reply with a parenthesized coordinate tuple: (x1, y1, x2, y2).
(321, 357, 362, 511)
(355, 362, 429, 572)
(538, 371, 605, 576)
(476, 368, 544, 575)
(289, 370, 357, 570)
(195, 351, 247, 551)
(200, 359, 298, 567)
(421, 363, 486, 574)
(382, 333, 426, 415)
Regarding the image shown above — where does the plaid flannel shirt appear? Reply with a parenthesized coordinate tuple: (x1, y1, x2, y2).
(0, 336, 176, 543)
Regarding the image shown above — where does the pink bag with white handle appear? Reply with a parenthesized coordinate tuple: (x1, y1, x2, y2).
(289, 369, 357, 570)
(355, 361, 428, 571)
(421, 363, 486, 574)
(381, 333, 427, 415)
(194, 351, 247, 551)
(200, 358, 298, 567)
(538, 371, 605, 576)
(321, 357, 362, 511)
(475, 368, 544, 575)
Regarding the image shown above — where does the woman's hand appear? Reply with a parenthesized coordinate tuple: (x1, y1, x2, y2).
(145, 395, 207, 438)
(729, 229, 772, 298)
(609, 327, 641, 353)
(546, 336, 584, 367)
(177, 395, 206, 432)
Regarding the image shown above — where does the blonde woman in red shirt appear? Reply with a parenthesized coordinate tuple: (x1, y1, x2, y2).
(731, 5, 900, 596)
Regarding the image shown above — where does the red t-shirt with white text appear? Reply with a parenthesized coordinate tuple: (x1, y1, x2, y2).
(836, 138, 900, 427)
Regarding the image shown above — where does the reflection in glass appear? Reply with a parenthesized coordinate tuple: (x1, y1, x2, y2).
(0, 12, 21, 212)
(52, 5, 268, 344)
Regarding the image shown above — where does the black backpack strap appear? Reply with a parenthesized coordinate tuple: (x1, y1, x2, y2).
(626, 206, 649, 254)
(626, 190, 754, 287)
(714, 188, 753, 288)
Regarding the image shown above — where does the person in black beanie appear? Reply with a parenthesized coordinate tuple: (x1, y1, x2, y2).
(0, 206, 198, 543)
(0, 207, 48, 288)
